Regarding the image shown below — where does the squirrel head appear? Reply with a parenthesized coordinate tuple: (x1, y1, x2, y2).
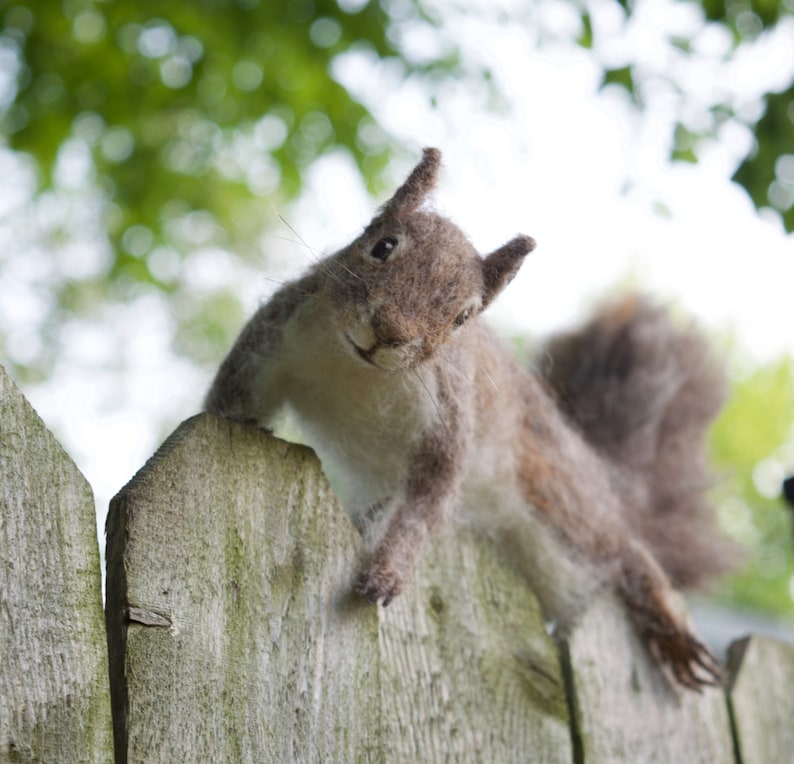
(327, 148, 536, 371)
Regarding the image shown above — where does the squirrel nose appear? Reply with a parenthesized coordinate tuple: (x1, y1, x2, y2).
(371, 313, 409, 349)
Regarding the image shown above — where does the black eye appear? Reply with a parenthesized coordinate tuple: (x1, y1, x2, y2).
(370, 236, 398, 262)
(454, 307, 473, 327)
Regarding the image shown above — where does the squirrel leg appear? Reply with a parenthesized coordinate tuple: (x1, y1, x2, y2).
(617, 540, 721, 690)
(205, 273, 320, 426)
(357, 421, 463, 606)
(356, 511, 435, 607)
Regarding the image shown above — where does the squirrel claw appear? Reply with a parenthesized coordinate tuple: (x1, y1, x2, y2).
(355, 569, 402, 607)
(647, 626, 722, 691)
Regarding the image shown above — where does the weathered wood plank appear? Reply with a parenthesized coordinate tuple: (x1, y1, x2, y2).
(105, 414, 380, 764)
(107, 414, 572, 763)
(728, 635, 794, 764)
(565, 593, 735, 763)
(7, 363, 794, 761)
(380, 530, 572, 764)
(115, 411, 794, 763)
(0, 364, 112, 763)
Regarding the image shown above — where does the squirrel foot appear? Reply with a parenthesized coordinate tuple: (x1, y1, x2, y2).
(355, 546, 409, 607)
(620, 542, 722, 691)
(643, 621, 722, 691)
(355, 568, 403, 607)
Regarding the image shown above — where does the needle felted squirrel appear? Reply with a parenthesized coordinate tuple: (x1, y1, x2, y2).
(205, 148, 736, 690)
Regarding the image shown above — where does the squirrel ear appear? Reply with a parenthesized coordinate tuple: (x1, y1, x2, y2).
(481, 235, 536, 308)
(379, 147, 442, 218)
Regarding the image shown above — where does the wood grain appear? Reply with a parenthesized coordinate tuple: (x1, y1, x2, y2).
(565, 593, 735, 763)
(0, 364, 112, 762)
(106, 413, 379, 763)
(728, 634, 794, 764)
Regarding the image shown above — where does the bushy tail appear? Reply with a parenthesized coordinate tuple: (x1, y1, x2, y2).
(540, 294, 738, 588)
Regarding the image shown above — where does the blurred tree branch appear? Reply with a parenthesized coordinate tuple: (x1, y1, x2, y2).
(2, 1, 792, 383)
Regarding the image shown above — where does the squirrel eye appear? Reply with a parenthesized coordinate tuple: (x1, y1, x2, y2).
(454, 307, 473, 327)
(369, 236, 398, 262)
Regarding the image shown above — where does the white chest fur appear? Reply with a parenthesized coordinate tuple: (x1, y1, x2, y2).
(278, 300, 441, 511)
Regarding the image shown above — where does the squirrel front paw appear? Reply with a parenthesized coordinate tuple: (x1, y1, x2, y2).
(642, 621, 722, 691)
(620, 544, 722, 691)
(355, 556, 406, 607)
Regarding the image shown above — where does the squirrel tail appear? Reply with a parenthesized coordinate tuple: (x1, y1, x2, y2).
(540, 294, 738, 588)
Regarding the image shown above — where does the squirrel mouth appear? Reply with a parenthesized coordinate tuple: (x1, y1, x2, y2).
(345, 333, 378, 367)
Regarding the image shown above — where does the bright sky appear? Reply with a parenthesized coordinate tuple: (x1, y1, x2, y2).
(4, 2, 794, 534)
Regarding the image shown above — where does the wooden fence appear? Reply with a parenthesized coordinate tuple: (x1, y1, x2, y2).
(2, 361, 793, 763)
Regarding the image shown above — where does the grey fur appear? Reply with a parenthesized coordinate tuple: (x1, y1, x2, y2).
(541, 297, 737, 589)
(205, 148, 736, 690)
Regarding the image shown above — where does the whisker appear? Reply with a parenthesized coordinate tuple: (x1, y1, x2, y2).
(272, 208, 320, 258)
(411, 367, 451, 438)
(436, 345, 464, 372)
(436, 343, 472, 376)
(273, 207, 365, 285)
(264, 233, 319, 246)
(260, 275, 318, 299)
(482, 366, 500, 393)
(270, 206, 345, 286)
(335, 257, 365, 283)
(437, 334, 499, 394)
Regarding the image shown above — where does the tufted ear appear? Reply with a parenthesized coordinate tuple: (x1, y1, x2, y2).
(481, 235, 536, 308)
(379, 147, 442, 219)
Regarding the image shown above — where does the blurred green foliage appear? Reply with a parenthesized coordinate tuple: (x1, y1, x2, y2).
(733, 84, 794, 230)
(1, 1, 791, 291)
(0, 0, 462, 381)
(711, 358, 794, 616)
(2, 0, 459, 272)
(0, 0, 792, 620)
(593, 0, 794, 231)
(1, 0, 792, 383)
